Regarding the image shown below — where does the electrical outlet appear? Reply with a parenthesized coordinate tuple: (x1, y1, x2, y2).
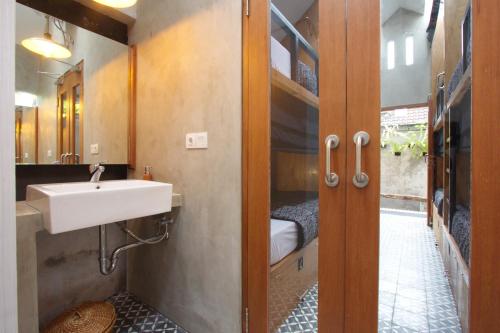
(47, 149, 52, 157)
(186, 132, 208, 149)
(90, 143, 99, 155)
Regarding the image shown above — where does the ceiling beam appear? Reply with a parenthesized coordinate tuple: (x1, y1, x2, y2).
(16, 0, 128, 45)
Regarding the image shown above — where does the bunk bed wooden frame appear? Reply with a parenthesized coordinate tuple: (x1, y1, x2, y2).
(429, 2, 472, 331)
(269, 239, 318, 332)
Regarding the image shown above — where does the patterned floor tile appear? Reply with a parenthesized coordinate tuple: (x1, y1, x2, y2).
(109, 292, 187, 333)
(275, 211, 462, 333)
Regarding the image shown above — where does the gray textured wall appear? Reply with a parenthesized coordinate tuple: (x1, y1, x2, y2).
(36, 225, 126, 328)
(126, 1, 242, 332)
(381, 4, 431, 108)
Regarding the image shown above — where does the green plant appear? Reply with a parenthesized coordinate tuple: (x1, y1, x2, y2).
(381, 124, 428, 158)
(382, 125, 406, 156)
(404, 124, 428, 158)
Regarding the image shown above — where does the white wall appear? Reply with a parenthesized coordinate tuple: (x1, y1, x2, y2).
(0, 0, 19, 331)
(381, 2, 432, 107)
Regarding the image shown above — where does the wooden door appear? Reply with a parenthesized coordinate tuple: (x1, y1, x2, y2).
(344, 0, 380, 331)
(243, 0, 348, 332)
(57, 61, 83, 164)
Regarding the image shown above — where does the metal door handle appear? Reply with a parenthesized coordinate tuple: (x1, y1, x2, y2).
(325, 134, 340, 187)
(353, 131, 370, 188)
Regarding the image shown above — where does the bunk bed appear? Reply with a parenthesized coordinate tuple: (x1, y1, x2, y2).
(269, 3, 319, 331)
(429, 3, 472, 331)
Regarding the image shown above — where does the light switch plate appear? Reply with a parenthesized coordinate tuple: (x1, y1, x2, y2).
(186, 132, 208, 149)
(47, 149, 52, 157)
(90, 144, 99, 155)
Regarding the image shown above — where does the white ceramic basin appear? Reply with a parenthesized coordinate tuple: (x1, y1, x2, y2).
(26, 180, 173, 234)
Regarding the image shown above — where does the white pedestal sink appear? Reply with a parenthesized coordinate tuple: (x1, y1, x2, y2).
(26, 180, 173, 234)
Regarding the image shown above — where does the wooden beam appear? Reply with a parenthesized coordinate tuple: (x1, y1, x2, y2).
(16, 0, 128, 44)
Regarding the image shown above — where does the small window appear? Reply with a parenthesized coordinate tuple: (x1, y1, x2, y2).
(405, 36, 414, 66)
(387, 41, 395, 70)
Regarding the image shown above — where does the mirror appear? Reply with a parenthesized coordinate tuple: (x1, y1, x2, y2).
(15, 3, 130, 165)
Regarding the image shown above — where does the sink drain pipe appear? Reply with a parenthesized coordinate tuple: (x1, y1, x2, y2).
(99, 216, 173, 275)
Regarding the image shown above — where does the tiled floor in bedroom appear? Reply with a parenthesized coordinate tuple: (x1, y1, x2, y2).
(108, 209, 461, 333)
(277, 209, 462, 333)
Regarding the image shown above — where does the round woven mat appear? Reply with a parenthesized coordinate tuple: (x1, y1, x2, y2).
(43, 301, 116, 333)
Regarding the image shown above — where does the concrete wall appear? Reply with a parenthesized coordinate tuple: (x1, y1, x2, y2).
(381, 149, 427, 211)
(0, 0, 19, 331)
(16, 3, 129, 164)
(36, 225, 126, 328)
(381, 2, 432, 108)
(126, 1, 242, 332)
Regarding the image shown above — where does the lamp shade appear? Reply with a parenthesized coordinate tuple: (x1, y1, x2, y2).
(93, 0, 137, 8)
(21, 36, 71, 59)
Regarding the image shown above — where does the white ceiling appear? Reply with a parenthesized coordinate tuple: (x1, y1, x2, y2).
(382, 0, 426, 24)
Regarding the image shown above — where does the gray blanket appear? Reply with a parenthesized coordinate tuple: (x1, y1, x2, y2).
(271, 199, 318, 249)
(434, 189, 444, 216)
(451, 205, 470, 266)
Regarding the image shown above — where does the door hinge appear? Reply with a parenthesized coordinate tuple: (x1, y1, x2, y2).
(244, 0, 250, 16)
(245, 307, 249, 332)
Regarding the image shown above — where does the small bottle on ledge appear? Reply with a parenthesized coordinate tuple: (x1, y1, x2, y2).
(143, 166, 153, 181)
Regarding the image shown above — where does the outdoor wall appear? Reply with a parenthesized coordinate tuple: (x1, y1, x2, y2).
(126, 1, 242, 332)
(381, 148, 427, 211)
(381, 1, 432, 108)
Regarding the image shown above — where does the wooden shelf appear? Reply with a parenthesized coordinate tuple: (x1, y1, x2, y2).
(272, 69, 319, 109)
(447, 66, 472, 109)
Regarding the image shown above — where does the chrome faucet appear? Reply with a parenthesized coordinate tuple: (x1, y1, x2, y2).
(89, 163, 105, 183)
(60, 153, 68, 164)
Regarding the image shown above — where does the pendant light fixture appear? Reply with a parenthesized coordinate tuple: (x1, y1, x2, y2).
(21, 16, 71, 59)
(93, 0, 137, 8)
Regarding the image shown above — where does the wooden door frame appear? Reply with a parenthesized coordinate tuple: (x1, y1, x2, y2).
(242, 0, 348, 331)
(470, 0, 500, 330)
(242, 0, 271, 331)
(56, 61, 84, 163)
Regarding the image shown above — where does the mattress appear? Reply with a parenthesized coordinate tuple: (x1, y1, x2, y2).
(270, 218, 299, 265)
(271, 36, 292, 79)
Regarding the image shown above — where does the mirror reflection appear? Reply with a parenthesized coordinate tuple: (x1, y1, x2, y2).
(15, 3, 129, 165)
